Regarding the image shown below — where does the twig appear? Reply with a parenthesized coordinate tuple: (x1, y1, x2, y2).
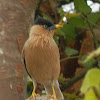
(60, 68, 88, 91)
(60, 55, 80, 62)
(82, 14, 99, 49)
(82, 14, 100, 30)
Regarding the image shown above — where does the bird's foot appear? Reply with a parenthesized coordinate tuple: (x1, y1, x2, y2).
(32, 92, 40, 100)
(29, 93, 40, 100)
(29, 86, 40, 100)
(47, 94, 57, 100)
(51, 94, 58, 100)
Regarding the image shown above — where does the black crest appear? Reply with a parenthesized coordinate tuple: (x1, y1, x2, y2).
(34, 16, 54, 28)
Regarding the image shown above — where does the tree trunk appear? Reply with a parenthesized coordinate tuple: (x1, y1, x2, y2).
(0, 0, 39, 100)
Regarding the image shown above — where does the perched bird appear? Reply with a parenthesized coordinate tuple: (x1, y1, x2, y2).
(22, 17, 64, 100)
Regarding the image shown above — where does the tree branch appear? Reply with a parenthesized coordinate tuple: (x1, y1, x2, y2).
(60, 68, 88, 91)
(60, 55, 81, 62)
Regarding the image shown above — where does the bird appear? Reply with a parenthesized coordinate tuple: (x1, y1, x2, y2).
(22, 16, 64, 100)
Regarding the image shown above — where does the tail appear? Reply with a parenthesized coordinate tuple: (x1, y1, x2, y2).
(44, 80, 64, 100)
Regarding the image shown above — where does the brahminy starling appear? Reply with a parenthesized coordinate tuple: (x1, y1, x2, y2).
(22, 17, 64, 100)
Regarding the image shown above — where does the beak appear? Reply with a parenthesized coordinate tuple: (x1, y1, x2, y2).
(55, 24, 63, 29)
(47, 24, 63, 30)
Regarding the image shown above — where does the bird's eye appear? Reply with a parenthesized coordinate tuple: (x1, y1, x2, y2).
(43, 25, 47, 28)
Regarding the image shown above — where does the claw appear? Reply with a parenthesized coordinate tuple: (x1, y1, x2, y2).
(29, 86, 40, 100)
(47, 86, 57, 100)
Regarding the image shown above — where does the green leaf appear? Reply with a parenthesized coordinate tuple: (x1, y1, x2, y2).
(56, 28, 66, 37)
(66, 37, 75, 45)
(65, 47, 79, 56)
(58, 73, 66, 82)
(95, 84, 100, 97)
(68, 16, 88, 28)
(88, 13, 100, 24)
(58, 8, 65, 17)
(61, 24, 76, 39)
(65, 0, 70, 2)
(81, 68, 100, 93)
(53, 36, 59, 45)
(81, 55, 95, 68)
(74, 0, 91, 14)
(56, 24, 77, 44)
(84, 88, 98, 100)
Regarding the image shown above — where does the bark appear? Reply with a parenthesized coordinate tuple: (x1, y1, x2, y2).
(0, 0, 39, 100)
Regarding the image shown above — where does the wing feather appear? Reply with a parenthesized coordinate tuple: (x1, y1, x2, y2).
(22, 48, 31, 78)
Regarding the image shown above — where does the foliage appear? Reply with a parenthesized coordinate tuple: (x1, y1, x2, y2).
(58, 8, 65, 17)
(53, 35, 59, 45)
(81, 55, 96, 68)
(65, 12, 79, 19)
(59, 73, 68, 82)
(65, 47, 79, 56)
(68, 16, 88, 28)
(61, 24, 76, 39)
(74, 0, 92, 14)
(88, 13, 100, 24)
(84, 88, 98, 100)
(64, 93, 82, 100)
(84, 47, 100, 63)
(81, 68, 100, 100)
(27, 76, 33, 97)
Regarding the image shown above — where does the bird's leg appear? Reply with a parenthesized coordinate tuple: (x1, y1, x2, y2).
(46, 82, 58, 100)
(46, 86, 57, 100)
(47, 86, 57, 100)
(32, 86, 37, 99)
(51, 86, 58, 100)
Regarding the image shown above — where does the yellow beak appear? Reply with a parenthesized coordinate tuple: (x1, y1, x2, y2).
(55, 24, 63, 29)
(47, 24, 63, 30)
